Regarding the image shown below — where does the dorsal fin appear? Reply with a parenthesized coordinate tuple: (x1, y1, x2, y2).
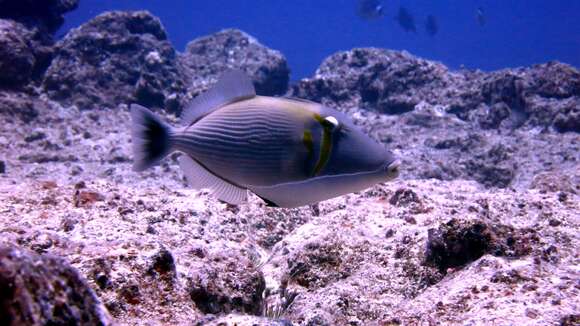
(181, 70, 256, 126)
(282, 96, 320, 105)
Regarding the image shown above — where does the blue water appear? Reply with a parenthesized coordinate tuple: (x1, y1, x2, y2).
(61, 1, 580, 80)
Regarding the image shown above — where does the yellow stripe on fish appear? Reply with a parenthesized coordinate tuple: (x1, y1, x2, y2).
(302, 130, 314, 154)
(312, 113, 338, 177)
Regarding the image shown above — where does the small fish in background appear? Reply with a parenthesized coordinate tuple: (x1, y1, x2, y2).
(395, 6, 416, 33)
(131, 71, 400, 208)
(476, 7, 486, 26)
(356, 0, 385, 21)
(425, 15, 438, 36)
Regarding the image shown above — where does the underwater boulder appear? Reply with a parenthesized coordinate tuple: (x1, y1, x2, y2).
(293, 48, 580, 134)
(525, 95, 580, 132)
(180, 29, 290, 97)
(462, 144, 516, 188)
(480, 71, 526, 111)
(43, 11, 188, 112)
(0, 20, 36, 88)
(450, 62, 580, 132)
(291, 48, 453, 114)
(530, 167, 580, 194)
(553, 100, 580, 132)
(0, 19, 56, 88)
(523, 61, 580, 99)
(188, 244, 265, 316)
(0, 245, 113, 325)
(521, 62, 580, 132)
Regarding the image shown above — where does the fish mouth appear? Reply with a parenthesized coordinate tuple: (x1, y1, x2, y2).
(383, 159, 401, 180)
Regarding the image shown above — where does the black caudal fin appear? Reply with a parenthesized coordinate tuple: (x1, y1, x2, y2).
(130, 104, 173, 172)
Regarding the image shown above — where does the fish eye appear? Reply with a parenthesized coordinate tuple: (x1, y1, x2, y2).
(324, 116, 340, 130)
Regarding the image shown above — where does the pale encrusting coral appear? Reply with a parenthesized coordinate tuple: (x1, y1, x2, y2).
(0, 4, 579, 326)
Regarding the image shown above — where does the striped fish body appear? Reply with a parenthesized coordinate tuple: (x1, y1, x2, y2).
(173, 96, 323, 187)
(131, 70, 400, 207)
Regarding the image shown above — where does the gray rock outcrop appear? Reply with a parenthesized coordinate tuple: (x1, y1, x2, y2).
(42, 18, 291, 113)
(43, 11, 189, 112)
(0, 0, 78, 88)
(188, 245, 265, 315)
(0, 90, 46, 122)
(0, 20, 37, 87)
(292, 49, 455, 114)
(291, 48, 580, 133)
(180, 29, 290, 98)
(0, 245, 113, 325)
(0, 19, 56, 88)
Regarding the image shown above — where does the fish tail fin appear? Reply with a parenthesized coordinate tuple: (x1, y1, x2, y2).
(130, 104, 173, 172)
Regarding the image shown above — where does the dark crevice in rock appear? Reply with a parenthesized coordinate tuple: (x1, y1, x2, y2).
(424, 218, 540, 273)
(188, 248, 266, 316)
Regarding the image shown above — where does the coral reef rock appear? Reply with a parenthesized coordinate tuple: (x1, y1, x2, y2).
(2, 157, 576, 325)
(0, 245, 113, 325)
(0, 20, 36, 87)
(188, 244, 265, 315)
(292, 48, 580, 132)
(291, 49, 453, 114)
(180, 28, 290, 98)
(41, 17, 290, 114)
(0, 19, 55, 87)
(43, 11, 188, 112)
(0, 0, 78, 85)
(423, 218, 540, 273)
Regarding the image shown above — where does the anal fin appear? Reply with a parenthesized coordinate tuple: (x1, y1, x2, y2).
(178, 154, 247, 205)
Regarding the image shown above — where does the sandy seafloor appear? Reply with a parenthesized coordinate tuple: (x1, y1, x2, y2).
(1, 93, 579, 325)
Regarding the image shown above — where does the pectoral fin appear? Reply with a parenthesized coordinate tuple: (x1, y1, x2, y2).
(178, 154, 247, 205)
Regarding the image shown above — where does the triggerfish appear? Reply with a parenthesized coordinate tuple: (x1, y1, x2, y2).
(131, 71, 400, 208)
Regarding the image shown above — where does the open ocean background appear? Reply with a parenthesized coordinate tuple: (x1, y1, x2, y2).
(60, 1, 580, 80)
